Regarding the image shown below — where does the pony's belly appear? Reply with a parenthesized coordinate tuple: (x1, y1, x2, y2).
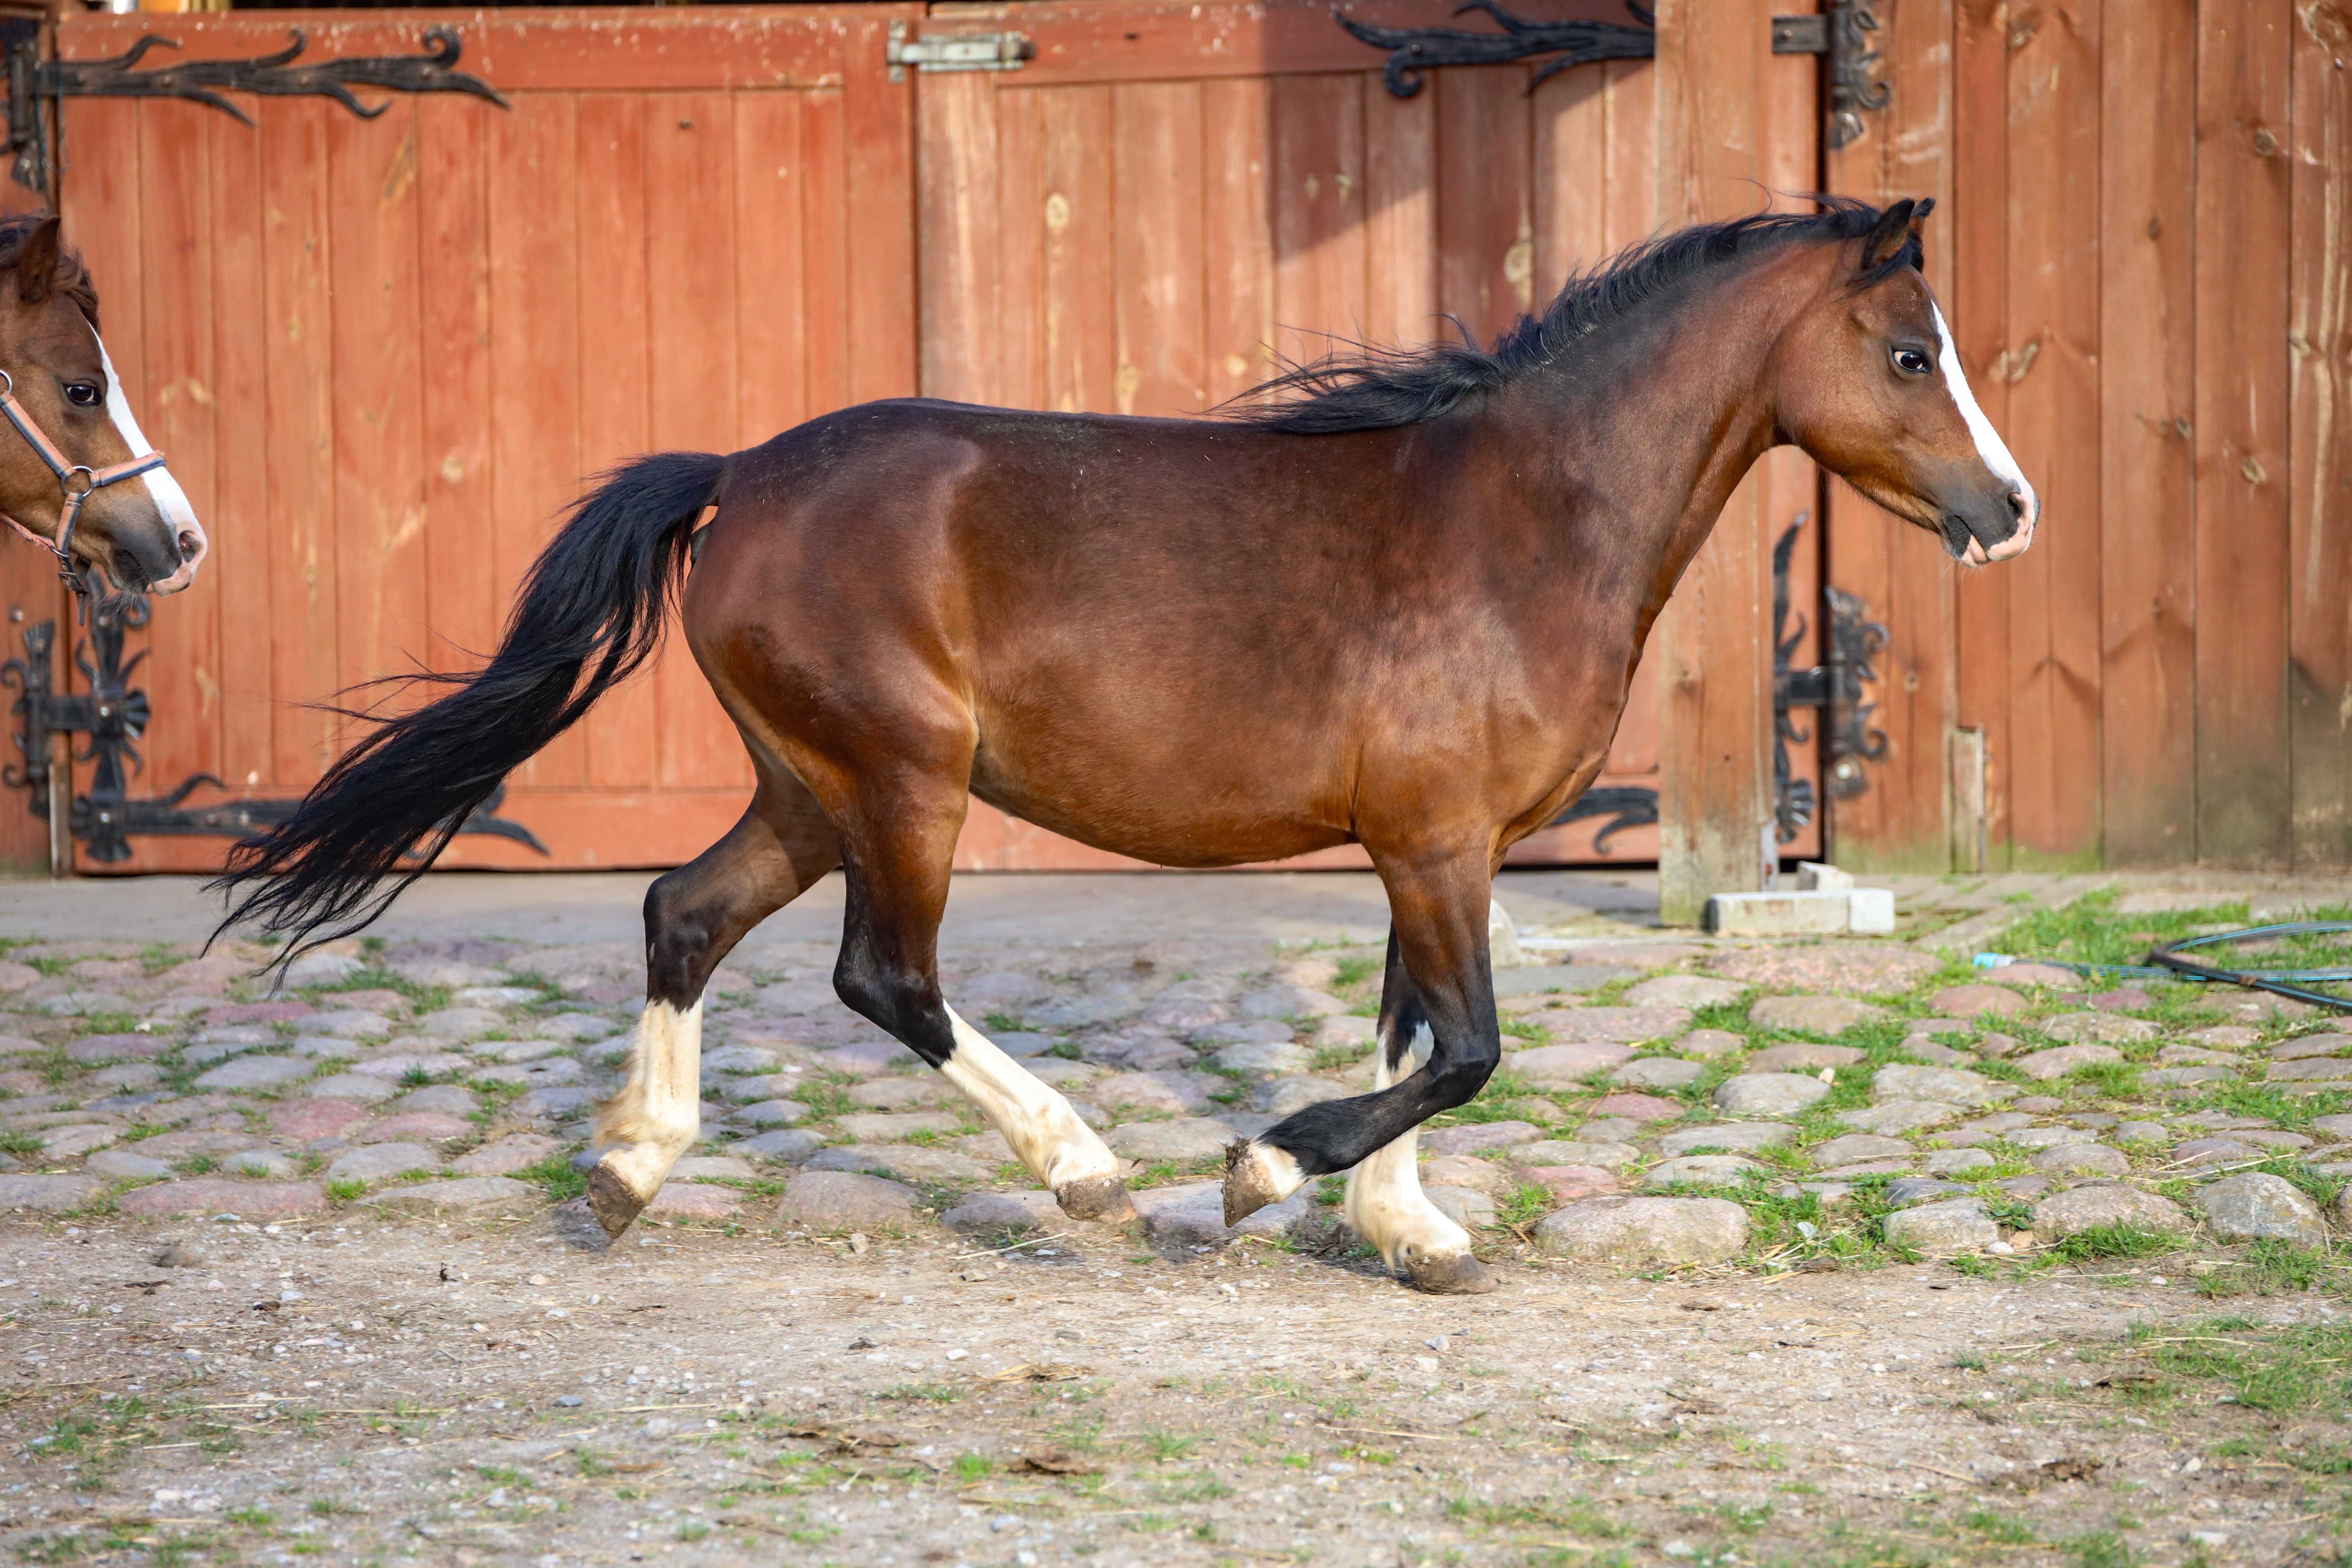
(966, 766, 1352, 870)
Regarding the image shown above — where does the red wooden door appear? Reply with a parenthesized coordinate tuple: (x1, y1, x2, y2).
(50, 5, 920, 873)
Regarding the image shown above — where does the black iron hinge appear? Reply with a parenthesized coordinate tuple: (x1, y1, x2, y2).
(1771, 0, 1892, 150)
(1336, 0, 1655, 100)
(2, 595, 543, 867)
(5, 23, 507, 196)
(1770, 513, 1888, 842)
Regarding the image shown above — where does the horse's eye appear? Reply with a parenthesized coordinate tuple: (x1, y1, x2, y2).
(1891, 348, 1932, 377)
(62, 382, 101, 408)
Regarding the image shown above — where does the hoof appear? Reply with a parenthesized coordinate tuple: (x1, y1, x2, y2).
(585, 1161, 648, 1240)
(1055, 1174, 1135, 1223)
(1222, 1139, 1285, 1226)
(1402, 1252, 1498, 1295)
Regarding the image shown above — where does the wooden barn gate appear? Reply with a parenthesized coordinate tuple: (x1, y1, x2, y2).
(0, 0, 1845, 879)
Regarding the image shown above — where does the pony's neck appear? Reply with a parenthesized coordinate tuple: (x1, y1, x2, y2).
(1505, 240, 1830, 633)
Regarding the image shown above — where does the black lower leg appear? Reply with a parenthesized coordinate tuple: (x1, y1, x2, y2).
(644, 800, 835, 1008)
(830, 853, 960, 1069)
(1254, 867, 1500, 1176)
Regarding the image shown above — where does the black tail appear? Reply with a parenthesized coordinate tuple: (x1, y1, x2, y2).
(212, 450, 728, 960)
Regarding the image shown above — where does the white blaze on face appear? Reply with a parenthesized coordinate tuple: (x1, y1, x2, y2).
(95, 334, 206, 588)
(1930, 302, 2037, 543)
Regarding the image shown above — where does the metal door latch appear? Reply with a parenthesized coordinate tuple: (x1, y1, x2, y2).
(886, 22, 1033, 80)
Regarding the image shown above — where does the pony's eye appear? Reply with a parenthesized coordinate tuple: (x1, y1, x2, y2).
(62, 382, 101, 408)
(1891, 348, 1932, 377)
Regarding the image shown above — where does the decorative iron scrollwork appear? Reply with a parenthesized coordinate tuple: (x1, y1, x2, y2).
(1770, 0, 1892, 151)
(7, 25, 508, 194)
(4, 594, 544, 866)
(1770, 513, 1889, 842)
(1548, 784, 1658, 854)
(1336, 0, 1655, 100)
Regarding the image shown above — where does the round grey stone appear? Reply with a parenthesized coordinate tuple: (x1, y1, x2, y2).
(1534, 1195, 1750, 1266)
(1657, 1122, 1792, 1157)
(1644, 1155, 1764, 1188)
(1882, 1197, 1997, 1253)
(1611, 1057, 1704, 1091)
(1713, 1073, 1831, 1117)
(777, 1170, 919, 1231)
(2196, 1172, 2328, 1245)
(1105, 1117, 1236, 1165)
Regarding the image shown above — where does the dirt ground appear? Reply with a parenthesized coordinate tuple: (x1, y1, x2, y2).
(3, 869, 2351, 1567)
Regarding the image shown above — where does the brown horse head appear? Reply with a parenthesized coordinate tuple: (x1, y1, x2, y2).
(1770, 197, 2036, 565)
(0, 215, 207, 594)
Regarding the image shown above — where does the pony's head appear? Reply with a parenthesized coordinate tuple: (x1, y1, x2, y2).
(0, 215, 206, 594)
(1772, 198, 2035, 565)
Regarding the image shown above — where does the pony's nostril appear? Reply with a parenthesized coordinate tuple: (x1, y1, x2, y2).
(2005, 489, 2028, 521)
(177, 528, 204, 564)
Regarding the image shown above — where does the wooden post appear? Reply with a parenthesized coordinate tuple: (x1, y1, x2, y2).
(1651, 0, 1774, 925)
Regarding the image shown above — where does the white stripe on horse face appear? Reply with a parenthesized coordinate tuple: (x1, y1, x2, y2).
(1930, 302, 2033, 510)
(942, 1007, 1119, 1193)
(95, 335, 205, 547)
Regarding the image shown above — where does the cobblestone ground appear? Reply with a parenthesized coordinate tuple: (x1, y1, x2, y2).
(4, 869, 2352, 1567)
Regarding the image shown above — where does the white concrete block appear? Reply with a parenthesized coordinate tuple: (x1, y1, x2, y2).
(1848, 887, 1897, 934)
(1795, 861, 1855, 892)
(1703, 890, 1853, 936)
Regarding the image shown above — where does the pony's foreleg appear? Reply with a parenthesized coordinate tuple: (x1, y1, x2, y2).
(829, 784, 1133, 1223)
(1224, 854, 1499, 1293)
(588, 789, 840, 1240)
(1339, 931, 1481, 1290)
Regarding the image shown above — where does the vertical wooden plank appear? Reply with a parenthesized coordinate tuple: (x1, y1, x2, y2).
(1951, 0, 2012, 864)
(2194, 0, 2293, 866)
(485, 92, 583, 788)
(842, 10, 920, 405)
(327, 101, 428, 715)
(135, 101, 221, 796)
(2289, 0, 2352, 867)
(576, 92, 655, 794)
(993, 87, 1047, 413)
(416, 94, 497, 699)
(916, 73, 1002, 406)
(1823, 0, 1958, 871)
(1041, 86, 1116, 413)
(2001, 0, 2103, 866)
(1111, 81, 1205, 417)
(1270, 73, 1367, 369)
(2098, 0, 2198, 865)
(1652, 0, 1773, 921)
(1362, 76, 1436, 350)
(1600, 56, 1657, 254)
(209, 108, 271, 796)
(1203, 76, 1278, 407)
(1436, 65, 1536, 344)
(1534, 65, 1609, 300)
(738, 92, 813, 440)
(257, 101, 339, 789)
(645, 91, 750, 792)
(800, 87, 853, 419)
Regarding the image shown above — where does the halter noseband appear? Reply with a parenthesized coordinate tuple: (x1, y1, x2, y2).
(0, 365, 169, 597)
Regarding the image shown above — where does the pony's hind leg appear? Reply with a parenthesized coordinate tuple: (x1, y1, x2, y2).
(588, 780, 840, 1239)
(829, 781, 1133, 1222)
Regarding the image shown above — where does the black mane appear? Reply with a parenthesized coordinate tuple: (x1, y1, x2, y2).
(1227, 196, 1914, 436)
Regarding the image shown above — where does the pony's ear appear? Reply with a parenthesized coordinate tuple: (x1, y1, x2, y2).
(14, 215, 61, 307)
(1857, 198, 1919, 276)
